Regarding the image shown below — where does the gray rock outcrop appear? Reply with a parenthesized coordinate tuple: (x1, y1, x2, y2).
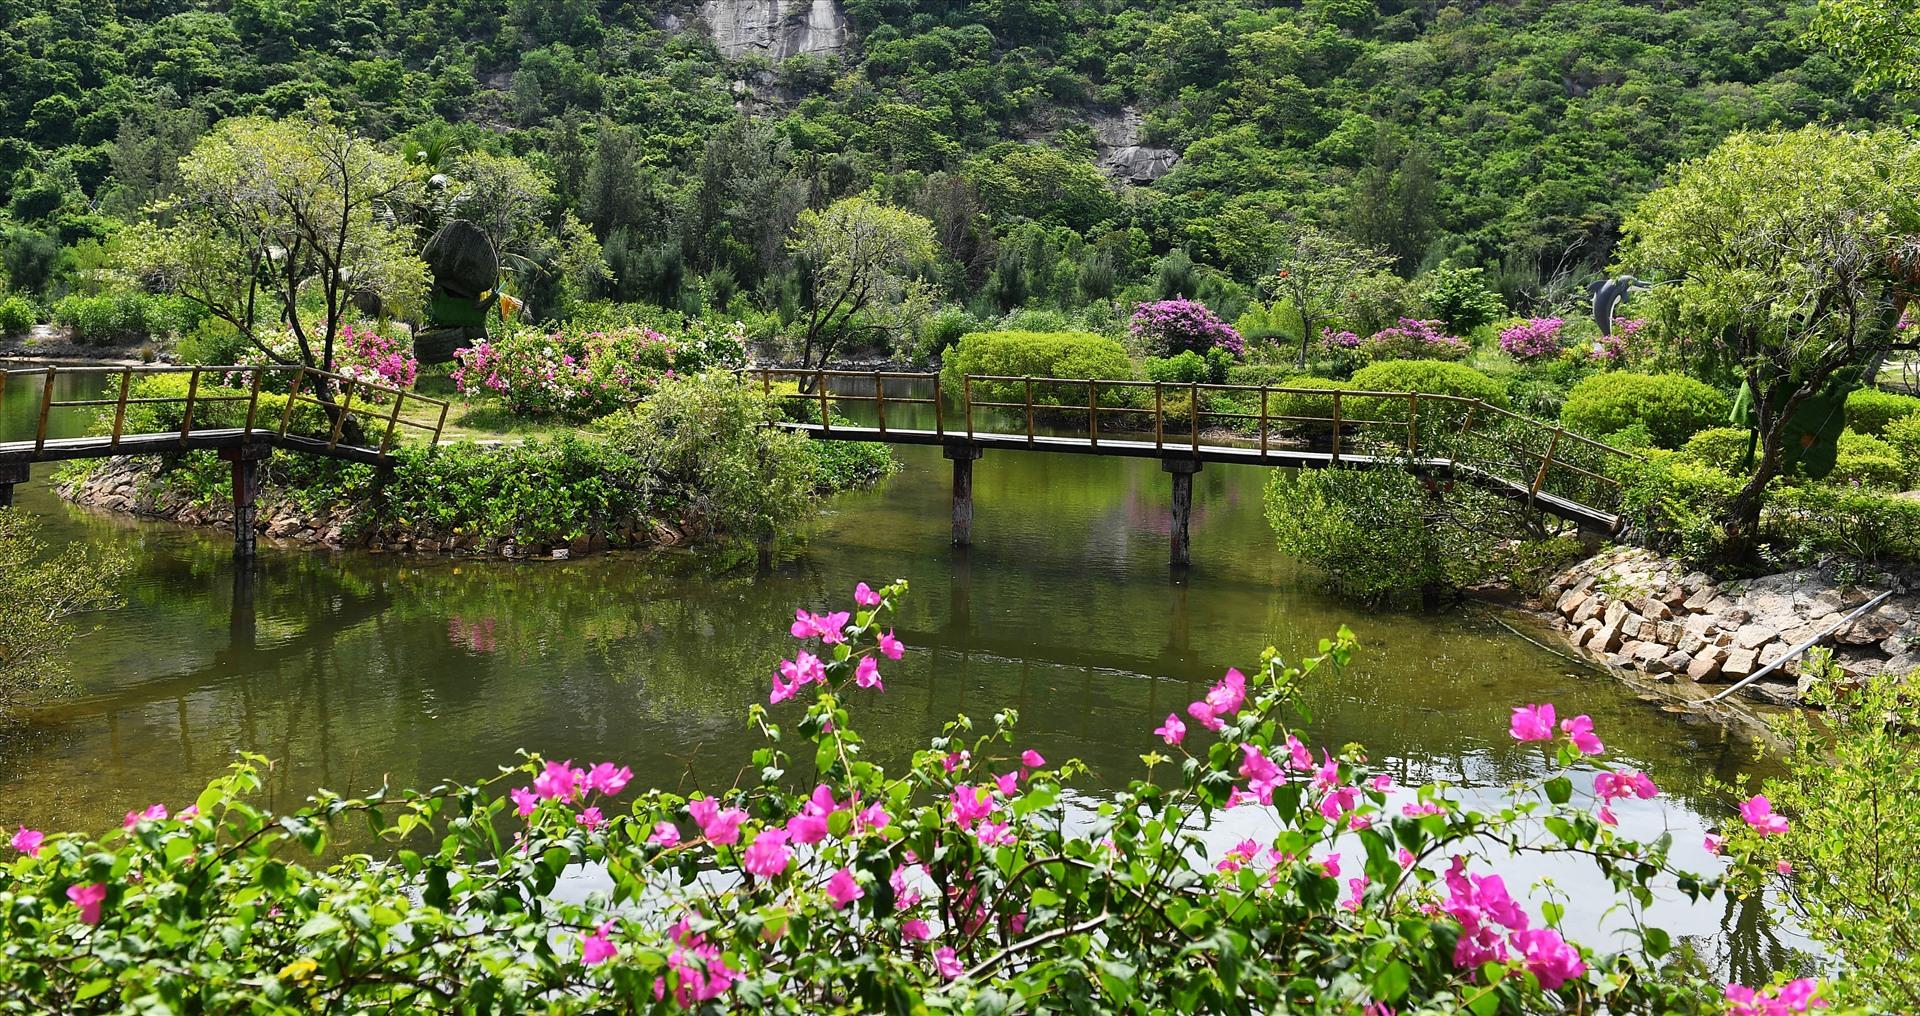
(1092, 107, 1179, 185)
(700, 0, 848, 61)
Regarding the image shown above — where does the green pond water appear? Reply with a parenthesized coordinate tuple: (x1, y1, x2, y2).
(0, 365, 1794, 979)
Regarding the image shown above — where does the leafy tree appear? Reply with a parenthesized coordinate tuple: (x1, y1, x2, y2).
(787, 195, 937, 377)
(1813, 0, 1920, 95)
(122, 107, 428, 377)
(1263, 225, 1393, 368)
(1617, 126, 1920, 557)
(1415, 264, 1506, 333)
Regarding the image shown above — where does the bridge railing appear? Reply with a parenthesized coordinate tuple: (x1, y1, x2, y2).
(0, 364, 450, 460)
(748, 367, 1638, 515)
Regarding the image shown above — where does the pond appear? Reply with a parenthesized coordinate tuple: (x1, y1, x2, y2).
(0, 364, 1794, 980)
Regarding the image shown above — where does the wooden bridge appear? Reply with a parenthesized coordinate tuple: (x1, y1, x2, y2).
(0, 364, 449, 557)
(753, 368, 1636, 565)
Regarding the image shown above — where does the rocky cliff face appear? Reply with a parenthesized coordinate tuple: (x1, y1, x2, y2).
(699, 0, 849, 61)
(1092, 107, 1179, 185)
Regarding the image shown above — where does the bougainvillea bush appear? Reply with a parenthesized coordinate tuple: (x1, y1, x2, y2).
(452, 321, 748, 420)
(1359, 318, 1472, 363)
(1497, 318, 1567, 362)
(1130, 299, 1246, 358)
(0, 585, 1837, 1013)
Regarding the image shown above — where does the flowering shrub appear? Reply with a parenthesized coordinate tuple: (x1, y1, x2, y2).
(333, 322, 419, 390)
(1360, 318, 1471, 362)
(0, 585, 1829, 1012)
(453, 322, 748, 419)
(1591, 317, 1647, 363)
(1497, 317, 1566, 361)
(1130, 299, 1246, 358)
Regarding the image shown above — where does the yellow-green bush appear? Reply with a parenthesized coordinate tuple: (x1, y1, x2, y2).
(1843, 387, 1920, 436)
(1680, 427, 1753, 471)
(1559, 372, 1730, 449)
(939, 330, 1139, 412)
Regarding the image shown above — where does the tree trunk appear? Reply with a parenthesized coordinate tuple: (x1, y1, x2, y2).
(1720, 425, 1784, 562)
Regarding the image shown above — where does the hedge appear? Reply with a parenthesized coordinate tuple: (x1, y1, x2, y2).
(1559, 372, 1730, 449)
(1843, 387, 1920, 436)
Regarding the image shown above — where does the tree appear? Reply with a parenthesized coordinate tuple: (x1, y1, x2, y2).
(1617, 126, 1920, 556)
(787, 196, 937, 377)
(0, 510, 123, 723)
(123, 106, 427, 377)
(1812, 0, 1920, 95)
(1263, 225, 1393, 368)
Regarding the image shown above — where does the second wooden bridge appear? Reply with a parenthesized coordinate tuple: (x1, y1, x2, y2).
(754, 368, 1636, 565)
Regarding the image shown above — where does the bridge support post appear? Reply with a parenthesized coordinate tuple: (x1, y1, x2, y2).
(944, 442, 984, 546)
(1163, 458, 1202, 568)
(220, 443, 271, 559)
(0, 462, 26, 508)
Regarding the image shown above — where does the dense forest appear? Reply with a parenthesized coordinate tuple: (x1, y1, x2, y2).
(1, 0, 1913, 347)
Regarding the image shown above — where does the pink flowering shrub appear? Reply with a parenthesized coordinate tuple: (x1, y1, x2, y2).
(0, 586, 1825, 1011)
(453, 322, 747, 420)
(1130, 299, 1246, 358)
(1360, 318, 1472, 362)
(1497, 317, 1566, 361)
(333, 323, 420, 391)
(1591, 317, 1647, 363)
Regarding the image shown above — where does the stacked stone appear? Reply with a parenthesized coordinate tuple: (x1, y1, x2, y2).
(1540, 546, 1918, 703)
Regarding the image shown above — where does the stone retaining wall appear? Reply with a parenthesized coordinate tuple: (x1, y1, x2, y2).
(1538, 546, 1919, 704)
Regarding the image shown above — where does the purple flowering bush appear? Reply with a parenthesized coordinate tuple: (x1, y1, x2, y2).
(0, 585, 1832, 1012)
(1130, 299, 1246, 358)
(1360, 318, 1472, 362)
(1497, 318, 1566, 362)
(453, 322, 747, 420)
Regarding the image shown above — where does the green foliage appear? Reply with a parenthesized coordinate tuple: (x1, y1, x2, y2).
(1884, 412, 1920, 476)
(0, 510, 124, 721)
(1414, 264, 1506, 333)
(1680, 427, 1756, 472)
(0, 294, 35, 336)
(1764, 483, 1920, 562)
(597, 370, 816, 545)
(803, 439, 899, 491)
(52, 291, 197, 345)
(939, 330, 1138, 407)
(1347, 360, 1508, 407)
(1264, 468, 1477, 607)
(1812, 0, 1920, 96)
(1615, 453, 1748, 566)
(1842, 386, 1920, 436)
(1144, 348, 1231, 384)
(1724, 651, 1920, 1011)
(1559, 372, 1731, 449)
(381, 436, 640, 546)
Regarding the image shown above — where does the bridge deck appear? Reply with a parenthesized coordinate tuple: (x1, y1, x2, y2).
(0, 431, 403, 468)
(781, 422, 1622, 533)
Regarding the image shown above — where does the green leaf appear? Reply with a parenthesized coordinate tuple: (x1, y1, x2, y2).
(297, 913, 342, 939)
(1371, 960, 1411, 1002)
(1544, 776, 1573, 805)
(74, 978, 113, 1002)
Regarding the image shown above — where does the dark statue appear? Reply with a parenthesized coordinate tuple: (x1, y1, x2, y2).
(414, 218, 500, 365)
(1586, 275, 1643, 336)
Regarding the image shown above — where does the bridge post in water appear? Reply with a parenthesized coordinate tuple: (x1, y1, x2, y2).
(943, 442, 985, 545)
(1163, 458, 1203, 567)
(220, 443, 271, 559)
(0, 462, 26, 508)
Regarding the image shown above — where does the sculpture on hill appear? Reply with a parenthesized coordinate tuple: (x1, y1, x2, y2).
(414, 219, 500, 365)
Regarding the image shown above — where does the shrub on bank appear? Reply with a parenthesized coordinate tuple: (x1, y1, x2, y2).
(0, 294, 35, 336)
(1559, 372, 1730, 449)
(1842, 387, 1920, 436)
(938, 330, 1139, 412)
(1680, 427, 1755, 472)
(1348, 359, 1508, 406)
(451, 322, 747, 420)
(52, 291, 199, 345)
(1765, 484, 1920, 563)
(1615, 453, 1747, 566)
(0, 584, 1795, 1012)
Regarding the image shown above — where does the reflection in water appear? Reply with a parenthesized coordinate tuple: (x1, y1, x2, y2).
(0, 370, 1796, 969)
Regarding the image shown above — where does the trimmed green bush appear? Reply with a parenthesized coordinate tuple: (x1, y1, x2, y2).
(1348, 359, 1508, 407)
(1843, 387, 1920, 436)
(1885, 414, 1920, 477)
(0, 295, 35, 336)
(1144, 349, 1231, 385)
(1766, 484, 1920, 563)
(1559, 372, 1730, 449)
(940, 330, 1138, 410)
(1680, 427, 1754, 472)
(1829, 452, 1908, 489)
(1615, 451, 1747, 565)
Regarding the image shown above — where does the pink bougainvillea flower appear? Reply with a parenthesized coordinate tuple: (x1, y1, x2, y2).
(857, 802, 891, 831)
(533, 761, 585, 802)
(581, 921, 617, 965)
(1395, 847, 1415, 868)
(1313, 751, 1340, 792)
(817, 611, 852, 644)
(1021, 750, 1046, 768)
(1598, 805, 1618, 826)
(1560, 714, 1603, 755)
(1318, 785, 1360, 820)
(1285, 734, 1314, 771)
(579, 807, 605, 831)
(1368, 774, 1393, 792)
(1703, 833, 1722, 855)
(67, 882, 107, 925)
(585, 763, 633, 796)
(948, 785, 995, 827)
(1186, 699, 1222, 732)
(743, 827, 792, 879)
(1343, 876, 1369, 912)
(11, 827, 44, 858)
(1206, 669, 1247, 716)
(122, 804, 168, 829)
(854, 582, 883, 607)
(648, 822, 682, 847)
(1238, 744, 1284, 804)
(1318, 852, 1341, 878)
(901, 918, 933, 941)
(827, 867, 865, 909)
(1740, 795, 1789, 836)
(1154, 713, 1186, 745)
(1402, 800, 1444, 818)
(877, 630, 905, 660)
(1513, 928, 1586, 989)
(689, 798, 746, 845)
(1216, 838, 1259, 873)
(787, 785, 839, 845)
(974, 820, 1016, 846)
(1776, 859, 1794, 875)
(933, 946, 964, 980)
(1775, 978, 1826, 1012)
(178, 805, 198, 820)
(993, 771, 1020, 796)
(1594, 770, 1659, 802)
(854, 656, 884, 690)
(1510, 704, 1556, 742)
